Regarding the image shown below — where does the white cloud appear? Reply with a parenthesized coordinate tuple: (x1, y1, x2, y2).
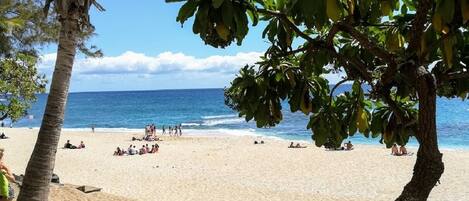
(38, 51, 263, 75)
(38, 51, 345, 92)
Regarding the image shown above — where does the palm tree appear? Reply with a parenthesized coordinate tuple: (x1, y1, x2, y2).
(17, 1, 103, 200)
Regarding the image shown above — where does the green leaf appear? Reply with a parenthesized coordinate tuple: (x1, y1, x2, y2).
(246, 9, 259, 26)
(275, 72, 283, 81)
(176, 0, 198, 25)
(326, 0, 342, 22)
(401, 4, 407, 15)
(233, 7, 249, 45)
(277, 0, 286, 10)
(215, 23, 230, 41)
(221, 1, 234, 26)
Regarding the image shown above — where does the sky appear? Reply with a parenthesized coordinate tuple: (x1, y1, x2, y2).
(38, 0, 341, 92)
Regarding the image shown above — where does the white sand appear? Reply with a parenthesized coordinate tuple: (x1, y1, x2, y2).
(1, 128, 468, 201)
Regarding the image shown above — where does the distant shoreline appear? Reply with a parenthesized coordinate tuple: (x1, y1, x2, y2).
(6, 126, 469, 151)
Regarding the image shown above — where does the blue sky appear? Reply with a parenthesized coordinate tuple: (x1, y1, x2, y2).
(38, 0, 341, 92)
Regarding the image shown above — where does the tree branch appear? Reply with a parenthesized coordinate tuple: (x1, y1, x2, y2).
(326, 24, 340, 46)
(256, 8, 373, 83)
(336, 23, 396, 66)
(445, 71, 469, 80)
(328, 48, 373, 83)
(329, 78, 351, 107)
(269, 46, 308, 58)
(438, 71, 469, 85)
(257, 9, 315, 43)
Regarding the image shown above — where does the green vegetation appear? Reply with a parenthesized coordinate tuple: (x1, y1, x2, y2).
(0, 0, 53, 122)
(0, 53, 46, 121)
(169, 0, 469, 200)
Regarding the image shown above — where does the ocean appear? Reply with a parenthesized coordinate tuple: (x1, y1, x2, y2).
(4, 88, 469, 149)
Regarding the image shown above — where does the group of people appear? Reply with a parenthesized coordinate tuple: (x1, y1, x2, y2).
(114, 143, 159, 156)
(289, 142, 307, 148)
(132, 124, 161, 141)
(64, 140, 86, 149)
(323, 140, 354, 151)
(391, 144, 409, 156)
(162, 125, 182, 136)
(145, 124, 157, 135)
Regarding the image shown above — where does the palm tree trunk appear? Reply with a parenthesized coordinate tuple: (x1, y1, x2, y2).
(17, 9, 80, 201)
(396, 67, 444, 201)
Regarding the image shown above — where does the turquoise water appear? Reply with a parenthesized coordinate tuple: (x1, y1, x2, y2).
(5, 88, 469, 149)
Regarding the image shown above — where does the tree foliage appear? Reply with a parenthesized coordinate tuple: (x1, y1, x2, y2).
(0, 53, 46, 121)
(169, 0, 469, 148)
(0, 0, 102, 123)
(0, 0, 51, 122)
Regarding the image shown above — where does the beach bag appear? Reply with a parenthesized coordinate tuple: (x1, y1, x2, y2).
(0, 172, 9, 198)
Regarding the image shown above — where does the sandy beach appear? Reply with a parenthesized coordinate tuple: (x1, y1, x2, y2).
(0, 128, 468, 201)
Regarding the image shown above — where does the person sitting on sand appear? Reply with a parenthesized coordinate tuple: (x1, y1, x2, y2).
(114, 147, 121, 156)
(78, 141, 86, 149)
(128, 145, 136, 155)
(139, 145, 147, 155)
(145, 144, 150, 153)
(127, 145, 132, 155)
(399, 145, 408, 155)
(391, 144, 400, 156)
(0, 133, 7, 139)
(344, 141, 353, 150)
(0, 148, 16, 200)
(154, 143, 159, 153)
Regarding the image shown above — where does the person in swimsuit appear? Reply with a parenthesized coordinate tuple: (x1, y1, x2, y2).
(399, 145, 408, 155)
(0, 148, 15, 201)
(78, 141, 86, 149)
(391, 144, 400, 156)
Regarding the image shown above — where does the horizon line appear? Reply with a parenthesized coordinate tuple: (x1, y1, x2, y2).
(56, 87, 227, 94)
(38, 83, 353, 94)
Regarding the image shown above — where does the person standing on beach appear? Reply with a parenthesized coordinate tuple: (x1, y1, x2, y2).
(91, 124, 95, 133)
(178, 126, 182, 136)
(162, 126, 165, 135)
(0, 148, 15, 201)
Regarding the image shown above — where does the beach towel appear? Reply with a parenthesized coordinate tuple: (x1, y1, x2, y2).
(0, 172, 9, 198)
